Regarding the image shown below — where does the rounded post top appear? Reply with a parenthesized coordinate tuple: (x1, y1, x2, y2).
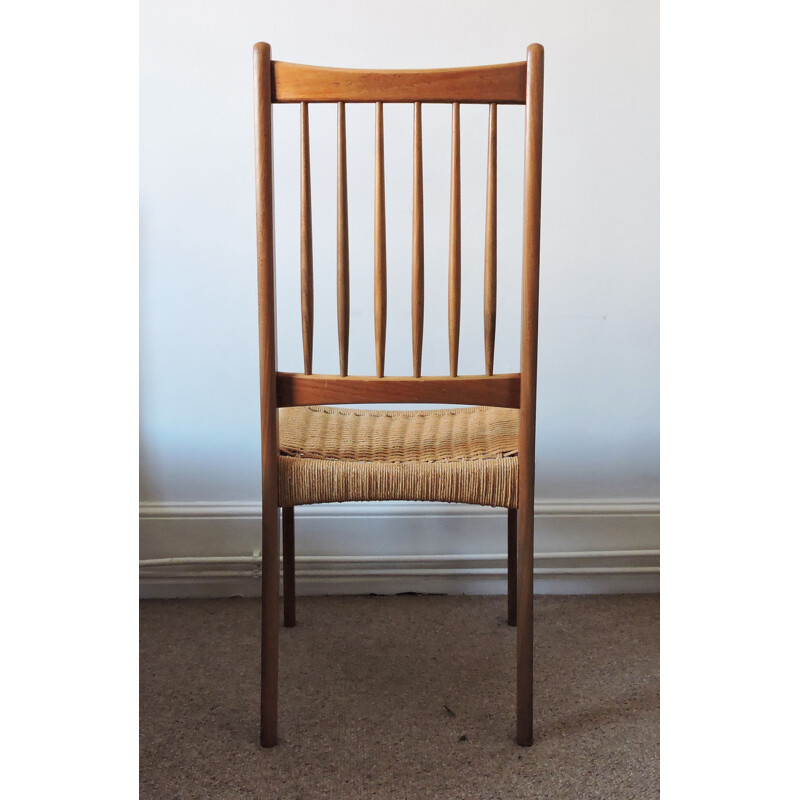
(253, 42, 272, 61)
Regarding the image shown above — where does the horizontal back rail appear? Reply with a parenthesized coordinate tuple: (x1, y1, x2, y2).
(276, 373, 521, 408)
(272, 61, 526, 104)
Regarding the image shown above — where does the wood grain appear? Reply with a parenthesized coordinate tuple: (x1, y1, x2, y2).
(300, 101, 314, 374)
(448, 102, 461, 378)
(253, 41, 280, 749)
(374, 102, 387, 378)
(516, 43, 544, 749)
(337, 102, 350, 377)
(276, 372, 521, 409)
(412, 102, 424, 378)
(484, 103, 498, 376)
(272, 60, 526, 104)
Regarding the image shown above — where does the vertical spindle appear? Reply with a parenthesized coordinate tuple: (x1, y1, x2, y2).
(374, 102, 387, 378)
(337, 102, 350, 376)
(412, 102, 424, 378)
(300, 101, 314, 374)
(484, 103, 498, 376)
(448, 103, 461, 377)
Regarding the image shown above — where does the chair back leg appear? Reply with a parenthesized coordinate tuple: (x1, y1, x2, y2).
(515, 484, 534, 746)
(260, 501, 280, 747)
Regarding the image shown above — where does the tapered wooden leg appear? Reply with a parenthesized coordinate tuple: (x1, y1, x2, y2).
(516, 485, 534, 746)
(282, 507, 296, 628)
(260, 499, 280, 747)
(255, 41, 280, 749)
(516, 43, 543, 747)
(507, 508, 517, 626)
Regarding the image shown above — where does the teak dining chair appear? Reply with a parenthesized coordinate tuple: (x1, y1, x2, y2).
(253, 42, 544, 747)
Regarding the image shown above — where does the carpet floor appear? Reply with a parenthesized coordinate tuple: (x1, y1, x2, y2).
(140, 595, 659, 799)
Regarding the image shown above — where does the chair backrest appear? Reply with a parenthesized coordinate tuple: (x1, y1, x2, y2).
(253, 44, 544, 414)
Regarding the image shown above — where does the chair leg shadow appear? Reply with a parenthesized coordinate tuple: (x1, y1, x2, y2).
(534, 683, 659, 743)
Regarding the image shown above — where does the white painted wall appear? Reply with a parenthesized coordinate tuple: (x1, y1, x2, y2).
(140, 0, 659, 594)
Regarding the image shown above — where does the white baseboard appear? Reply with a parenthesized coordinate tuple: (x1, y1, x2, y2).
(140, 500, 659, 598)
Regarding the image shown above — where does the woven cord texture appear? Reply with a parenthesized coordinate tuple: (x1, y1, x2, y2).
(279, 406, 518, 462)
(277, 406, 519, 509)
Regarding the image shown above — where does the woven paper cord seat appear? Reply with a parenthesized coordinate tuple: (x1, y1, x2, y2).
(278, 405, 519, 508)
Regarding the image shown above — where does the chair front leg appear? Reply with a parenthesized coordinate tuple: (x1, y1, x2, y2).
(507, 508, 517, 626)
(282, 507, 296, 628)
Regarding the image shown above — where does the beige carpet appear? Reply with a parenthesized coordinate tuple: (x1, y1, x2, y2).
(140, 595, 659, 799)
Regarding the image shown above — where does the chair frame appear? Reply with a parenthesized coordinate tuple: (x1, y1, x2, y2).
(253, 42, 544, 747)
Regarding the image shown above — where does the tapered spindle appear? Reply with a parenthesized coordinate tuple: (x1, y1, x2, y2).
(374, 102, 387, 378)
(484, 103, 498, 376)
(337, 102, 350, 376)
(412, 102, 424, 378)
(448, 103, 461, 377)
(300, 102, 314, 374)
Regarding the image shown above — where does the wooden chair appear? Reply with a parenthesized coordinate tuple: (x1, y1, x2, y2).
(253, 42, 544, 747)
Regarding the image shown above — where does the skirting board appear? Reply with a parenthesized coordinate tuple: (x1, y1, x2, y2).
(140, 501, 659, 599)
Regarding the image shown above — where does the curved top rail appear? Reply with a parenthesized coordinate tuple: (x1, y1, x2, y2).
(271, 60, 526, 104)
